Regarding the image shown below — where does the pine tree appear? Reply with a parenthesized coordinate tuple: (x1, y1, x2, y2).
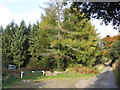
(11, 20, 29, 69)
(39, 1, 71, 70)
(28, 23, 48, 69)
(2, 21, 16, 66)
(39, 1, 102, 68)
(60, 8, 102, 66)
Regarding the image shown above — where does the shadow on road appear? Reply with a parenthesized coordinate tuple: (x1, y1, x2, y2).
(88, 67, 118, 88)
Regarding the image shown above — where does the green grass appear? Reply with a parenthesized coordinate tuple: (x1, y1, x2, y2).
(34, 72, 95, 81)
(113, 69, 120, 88)
(2, 71, 43, 88)
(2, 75, 22, 88)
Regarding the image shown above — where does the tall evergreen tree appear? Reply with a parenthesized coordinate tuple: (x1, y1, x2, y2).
(28, 23, 48, 69)
(2, 21, 16, 66)
(39, 1, 102, 68)
(60, 8, 102, 66)
(11, 20, 29, 69)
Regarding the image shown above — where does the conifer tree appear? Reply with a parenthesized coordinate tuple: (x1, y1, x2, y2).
(60, 8, 102, 66)
(28, 23, 48, 69)
(11, 20, 29, 69)
(39, 1, 102, 68)
(2, 22, 16, 66)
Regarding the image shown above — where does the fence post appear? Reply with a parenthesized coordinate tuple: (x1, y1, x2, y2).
(42, 71, 45, 76)
(21, 71, 24, 78)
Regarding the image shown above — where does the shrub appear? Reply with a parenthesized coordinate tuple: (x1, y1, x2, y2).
(108, 40, 120, 66)
(73, 64, 98, 74)
(2, 66, 9, 76)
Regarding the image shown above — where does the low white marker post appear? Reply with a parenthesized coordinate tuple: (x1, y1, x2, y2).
(32, 71, 35, 73)
(42, 71, 45, 76)
(21, 71, 24, 78)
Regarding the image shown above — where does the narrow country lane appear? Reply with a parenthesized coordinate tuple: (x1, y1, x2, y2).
(86, 67, 118, 88)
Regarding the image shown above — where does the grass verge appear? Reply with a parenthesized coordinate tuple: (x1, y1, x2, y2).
(33, 72, 95, 81)
(2, 72, 43, 88)
(113, 69, 120, 88)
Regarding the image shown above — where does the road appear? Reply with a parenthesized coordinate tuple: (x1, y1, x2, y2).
(86, 67, 118, 88)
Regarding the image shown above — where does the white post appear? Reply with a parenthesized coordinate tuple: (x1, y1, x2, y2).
(42, 71, 45, 76)
(21, 71, 24, 78)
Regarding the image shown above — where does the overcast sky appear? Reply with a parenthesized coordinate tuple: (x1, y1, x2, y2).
(0, 0, 118, 38)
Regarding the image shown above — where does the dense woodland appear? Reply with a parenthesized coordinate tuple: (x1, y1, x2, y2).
(1, 1, 120, 71)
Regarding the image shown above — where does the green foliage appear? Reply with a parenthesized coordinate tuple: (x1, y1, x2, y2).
(2, 0, 103, 72)
(28, 24, 48, 69)
(11, 20, 29, 69)
(108, 40, 120, 65)
(2, 22, 16, 66)
(38, 1, 102, 69)
(2, 21, 30, 68)
(2, 74, 21, 88)
(61, 8, 102, 66)
(71, 2, 119, 29)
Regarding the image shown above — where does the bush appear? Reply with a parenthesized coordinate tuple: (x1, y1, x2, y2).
(73, 64, 98, 74)
(100, 57, 109, 64)
(95, 64, 105, 72)
(108, 40, 120, 66)
(2, 66, 9, 76)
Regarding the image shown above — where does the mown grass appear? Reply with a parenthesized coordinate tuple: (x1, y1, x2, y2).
(34, 72, 95, 81)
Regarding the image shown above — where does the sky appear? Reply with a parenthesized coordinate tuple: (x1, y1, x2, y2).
(0, 0, 118, 38)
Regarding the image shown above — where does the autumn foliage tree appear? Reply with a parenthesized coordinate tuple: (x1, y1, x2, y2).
(102, 35, 120, 56)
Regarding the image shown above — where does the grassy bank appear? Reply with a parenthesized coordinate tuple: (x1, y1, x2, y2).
(2, 72, 43, 88)
(113, 68, 120, 88)
(112, 60, 120, 88)
(34, 72, 94, 81)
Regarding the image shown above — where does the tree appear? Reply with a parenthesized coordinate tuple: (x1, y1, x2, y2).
(28, 23, 48, 69)
(11, 20, 29, 69)
(2, 22, 16, 66)
(39, 0, 102, 68)
(60, 8, 102, 66)
(71, 2, 120, 29)
(108, 40, 120, 66)
(39, 1, 73, 70)
(102, 35, 120, 55)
